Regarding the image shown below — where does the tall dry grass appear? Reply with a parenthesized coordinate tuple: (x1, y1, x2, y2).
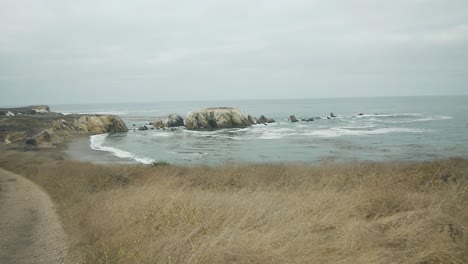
(0, 150, 467, 264)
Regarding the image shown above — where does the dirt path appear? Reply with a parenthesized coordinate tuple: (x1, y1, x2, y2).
(0, 168, 71, 264)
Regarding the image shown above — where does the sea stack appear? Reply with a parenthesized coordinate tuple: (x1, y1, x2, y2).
(185, 107, 251, 130)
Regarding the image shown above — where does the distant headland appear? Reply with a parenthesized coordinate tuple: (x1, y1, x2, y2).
(0, 105, 128, 148)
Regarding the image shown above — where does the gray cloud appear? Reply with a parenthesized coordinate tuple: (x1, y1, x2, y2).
(1, 0, 467, 105)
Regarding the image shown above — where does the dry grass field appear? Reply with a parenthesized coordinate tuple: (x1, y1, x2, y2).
(0, 150, 467, 264)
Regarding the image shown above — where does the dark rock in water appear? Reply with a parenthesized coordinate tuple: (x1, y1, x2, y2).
(167, 113, 184, 127)
(138, 125, 149, 131)
(257, 115, 268, 124)
(247, 115, 255, 125)
(149, 122, 154, 125)
(290, 115, 298, 122)
(257, 115, 275, 124)
(133, 124, 136, 126)
(359, 113, 364, 116)
(150, 127, 154, 130)
(327, 116, 331, 120)
(314, 117, 322, 120)
(330, 112, 337, 118)
(306, 118, 314, 122)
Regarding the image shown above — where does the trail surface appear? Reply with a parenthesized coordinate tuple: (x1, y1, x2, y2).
(0, 168, 70, 264)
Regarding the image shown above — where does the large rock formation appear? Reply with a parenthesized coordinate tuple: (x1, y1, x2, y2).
(185, 107, 251, 130)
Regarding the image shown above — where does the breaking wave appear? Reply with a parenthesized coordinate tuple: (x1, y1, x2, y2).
(90, 134, 154, 164)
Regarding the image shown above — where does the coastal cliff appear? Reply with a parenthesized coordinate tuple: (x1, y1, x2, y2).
(0, 105, 128, 148)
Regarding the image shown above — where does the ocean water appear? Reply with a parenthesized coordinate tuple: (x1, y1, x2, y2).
(53, 96, 468, 165)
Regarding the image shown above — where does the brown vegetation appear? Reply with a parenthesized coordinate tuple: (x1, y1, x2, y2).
(0, 150, 467, 264)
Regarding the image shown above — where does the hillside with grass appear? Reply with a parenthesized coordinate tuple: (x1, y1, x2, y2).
(0, 151, 467, 264)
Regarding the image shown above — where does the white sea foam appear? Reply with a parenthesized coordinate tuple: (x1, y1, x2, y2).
(303, 127, 424, 138)
(341, 125, 376, 130)
(186, 152, 208, 157)
(358, 113, 422, 118)
(258, 128, 299, 139)
(259, 131, 285, 139)
(151, 132, 172, 137)
(379, 115, 453, 123)
(90, 134, 154, 164)
(408, 116, 453, 122)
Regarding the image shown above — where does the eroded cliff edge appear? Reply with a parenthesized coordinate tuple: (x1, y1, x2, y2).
(0, 105, 128, 148)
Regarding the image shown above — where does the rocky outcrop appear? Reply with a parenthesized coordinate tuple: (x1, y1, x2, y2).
(247, 115, 255, 125)
(167, 114, 184, 127)
(24, 115, 127, 148)
(32, 105, 50, 114)
(50, 115, 128, 134)
(23, 115, 128, 148)
(257, 115, 275, 124)
(153, 120, 165, 129)
(3, 132, 26, 144)
(1, 107, 128, 148)
(290, 115, 298, 122)
(25, 129, 63, 148)
(257, 115, 267, 124)
(153, 114, 184, 129)
(185, 107, 251, 130)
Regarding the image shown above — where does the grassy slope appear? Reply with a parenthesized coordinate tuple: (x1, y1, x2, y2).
(0, 150, 467, 264)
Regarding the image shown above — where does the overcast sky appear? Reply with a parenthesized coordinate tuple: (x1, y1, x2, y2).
(0, 0, 467, 105)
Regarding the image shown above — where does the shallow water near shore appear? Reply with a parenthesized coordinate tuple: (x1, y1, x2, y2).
(55, 96, 468, 165)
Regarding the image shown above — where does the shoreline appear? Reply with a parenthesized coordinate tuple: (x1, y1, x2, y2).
(60, 135, 137, 164)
